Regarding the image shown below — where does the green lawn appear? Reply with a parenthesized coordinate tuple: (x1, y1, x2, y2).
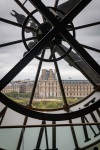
(12, 97, 81, 109)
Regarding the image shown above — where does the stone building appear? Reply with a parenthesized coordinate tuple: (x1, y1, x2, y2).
(62, 80, 93, 98)
(1, 69, 94, 98)
(1, 82, 19, 93)
(39, 69, 57, 98)
(38, 69, 94, 98)
(19, 80, 39, 97)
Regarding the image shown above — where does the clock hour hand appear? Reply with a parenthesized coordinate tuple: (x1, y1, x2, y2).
(55, 44, 100, 86)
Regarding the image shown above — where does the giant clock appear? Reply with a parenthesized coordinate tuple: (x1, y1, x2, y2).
(0, 0, 100, 149)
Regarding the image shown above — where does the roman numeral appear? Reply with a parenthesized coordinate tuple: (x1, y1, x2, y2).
(35, 121, 58, 150)
(52, 121, 58, 150)
(69, 120, 80, 149)
(84, 97, 95, 107)
(0, 106, 7, 125)
(81, 108, 100, 142)
(17, 116, 28, 150)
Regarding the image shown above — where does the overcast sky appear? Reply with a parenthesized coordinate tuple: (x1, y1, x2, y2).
(0, 0, 100, 81)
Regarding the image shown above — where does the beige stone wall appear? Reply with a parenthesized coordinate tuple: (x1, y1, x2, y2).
(38, 69, 94, 98)
(38, 80, 93, 98)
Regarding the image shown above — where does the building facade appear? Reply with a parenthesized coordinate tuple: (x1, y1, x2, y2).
(1, 69, 94, 98)
(38, 69, 94, 98)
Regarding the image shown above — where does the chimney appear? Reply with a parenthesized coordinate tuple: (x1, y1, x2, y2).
(48, 69, 53, 80)
(42, 69, 47, 80)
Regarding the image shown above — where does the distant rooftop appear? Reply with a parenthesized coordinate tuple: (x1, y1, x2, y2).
(62, 80, 90, 84)
(39, 69, 57, 80)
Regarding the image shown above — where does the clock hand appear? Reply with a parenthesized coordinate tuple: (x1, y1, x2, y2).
(28, 0, 91, 26)
(0, 28, 56, 91)
(0, 0, 93, 90)
(56, 44, 100, 86)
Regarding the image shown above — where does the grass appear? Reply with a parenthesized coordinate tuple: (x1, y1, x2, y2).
(11, 97, 82, 108)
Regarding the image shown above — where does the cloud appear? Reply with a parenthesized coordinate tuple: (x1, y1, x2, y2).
(0, 0, 100, 81)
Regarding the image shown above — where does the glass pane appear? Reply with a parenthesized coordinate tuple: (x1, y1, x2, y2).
(0, 125, 99, 150)
(0, 128, 22, 150)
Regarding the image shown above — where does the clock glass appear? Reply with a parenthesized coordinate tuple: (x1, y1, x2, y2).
(0, 0, 100, 149)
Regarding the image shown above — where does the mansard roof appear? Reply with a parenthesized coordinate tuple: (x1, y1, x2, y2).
(62, 80, 90, 84)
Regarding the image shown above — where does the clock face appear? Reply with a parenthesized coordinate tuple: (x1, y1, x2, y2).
(0, 92, 100, 149)
(0, 0, 100, 149)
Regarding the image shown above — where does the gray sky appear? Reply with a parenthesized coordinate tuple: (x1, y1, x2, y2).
(0, 0, 100, 81)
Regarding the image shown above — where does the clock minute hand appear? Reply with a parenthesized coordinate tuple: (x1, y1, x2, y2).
(29, 0, 91, 27)
(60, 0, 92, 24)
